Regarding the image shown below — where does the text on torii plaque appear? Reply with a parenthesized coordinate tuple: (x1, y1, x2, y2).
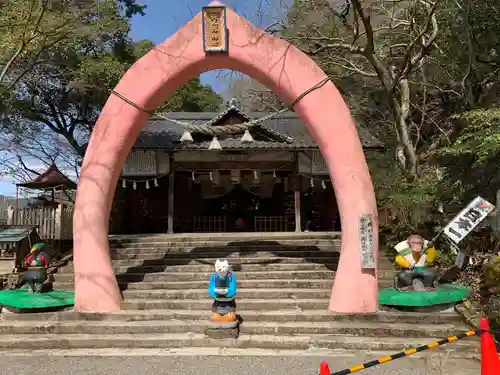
(202, 6, 228, 52)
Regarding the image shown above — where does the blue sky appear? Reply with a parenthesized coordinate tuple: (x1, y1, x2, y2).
(0, 179, 16, 197)
(0, 0, 289, 197)
(129, 0, 289, 93)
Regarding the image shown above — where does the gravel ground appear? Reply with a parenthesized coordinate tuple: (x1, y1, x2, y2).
(2, 354, 479, 375)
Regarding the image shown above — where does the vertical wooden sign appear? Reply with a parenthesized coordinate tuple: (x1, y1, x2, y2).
(443, 196, 495, 244)
(202, 6, 228, 53)
(359, 214, 376, 269)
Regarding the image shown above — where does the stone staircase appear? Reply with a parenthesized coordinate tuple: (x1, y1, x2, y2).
(0, 232, 479, 358)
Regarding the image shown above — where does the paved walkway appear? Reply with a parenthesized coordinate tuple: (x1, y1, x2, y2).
(3, 350, 480, 375)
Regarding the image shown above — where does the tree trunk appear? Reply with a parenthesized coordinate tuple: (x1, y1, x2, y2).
(395, 77, 418, 177)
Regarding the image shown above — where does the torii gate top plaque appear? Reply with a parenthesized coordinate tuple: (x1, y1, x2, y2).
(72, 1, 379, 314)
(202, 6, 228, 53)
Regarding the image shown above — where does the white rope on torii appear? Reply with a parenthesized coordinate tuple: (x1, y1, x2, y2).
(111, 76, 331, 150)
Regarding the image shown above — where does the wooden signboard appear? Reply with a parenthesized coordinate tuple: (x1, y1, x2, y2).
(202, 6, 228, 53)
(359, 214, 376, 269)
(443, 196, 495, 244)
(122, 151, 157, 176)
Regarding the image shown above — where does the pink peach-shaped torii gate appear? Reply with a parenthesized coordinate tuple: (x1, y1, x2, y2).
(72, 1, 379, 313)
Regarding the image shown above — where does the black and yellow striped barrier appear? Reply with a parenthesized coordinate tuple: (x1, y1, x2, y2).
(321, 330, 478, 375)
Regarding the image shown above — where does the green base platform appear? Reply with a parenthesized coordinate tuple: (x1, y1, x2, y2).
(379, 284, 471, 307)
(0, 289, 74, 313)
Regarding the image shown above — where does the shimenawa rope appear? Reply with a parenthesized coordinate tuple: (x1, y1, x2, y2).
(110, 77, 330, 139)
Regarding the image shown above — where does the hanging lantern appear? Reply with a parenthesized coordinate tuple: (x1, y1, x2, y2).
(154, 178, 158, 187)
(145, 180, 150, 189)
(133, 181, 137, 190)
(122, 179, 126, 188)
(208, 136, 222, 150)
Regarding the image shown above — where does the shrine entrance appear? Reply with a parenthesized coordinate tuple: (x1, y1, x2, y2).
(205, 184, 259, 232)
(72, 1, 379, 314)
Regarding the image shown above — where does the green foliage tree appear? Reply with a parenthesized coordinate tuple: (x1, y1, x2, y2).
(0, 0, 141, 178)
(159, 77, 222, 113)
(0, 0, 145, 90)
(0, 0, 222, 181)
(437, 109, 500, 205)
(261, 0, 500, 232)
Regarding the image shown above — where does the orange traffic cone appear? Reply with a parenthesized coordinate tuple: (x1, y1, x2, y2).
(320, 361, 331, 375)
(480, 317, 500, 375)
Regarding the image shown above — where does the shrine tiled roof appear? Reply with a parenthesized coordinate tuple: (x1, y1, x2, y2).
(16, 163, 77, 190)
(133, 105, 384, 151)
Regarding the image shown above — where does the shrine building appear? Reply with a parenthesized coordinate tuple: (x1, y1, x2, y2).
(110, 101, 384, 234)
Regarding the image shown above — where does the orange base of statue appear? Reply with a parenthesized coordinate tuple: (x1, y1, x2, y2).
(210, 311, 237, 323)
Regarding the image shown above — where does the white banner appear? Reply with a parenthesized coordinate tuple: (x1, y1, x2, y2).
(443, 196, 495, 244)
(359, 214, 376, 269)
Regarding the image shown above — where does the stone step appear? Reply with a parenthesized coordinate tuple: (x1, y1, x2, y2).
(119, 298, 379, 310)
(0, 332, 478, 352)
(110, 244, 341, 252)
(110, 241, 341, 250)
(54, 279, 395, 291)
(120, 288, 333, 299)
(108, 232, 340, 244)
(58, 263, 342, 274)
(0, 309, 465, 324)
(57, 279, 336, 290)
(121, 298, 329, 310)
(108, 250, 344, 260)
(59, 260, 395, 274)
(0, 348, 480, 364)
(54, 270, 396, 282)
(101, 256, 391, 267)
(0, 319, 474, 338)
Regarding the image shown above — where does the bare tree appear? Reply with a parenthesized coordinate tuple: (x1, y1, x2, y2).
(260, 0, 448, 177)
(0, 0, 143, 89)
(0, 120, 81, 183)
(226, 75, 287, 112)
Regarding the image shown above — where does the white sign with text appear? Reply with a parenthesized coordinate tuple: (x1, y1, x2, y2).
(443, 196, 495, 244)
(359, 214, 376, 269)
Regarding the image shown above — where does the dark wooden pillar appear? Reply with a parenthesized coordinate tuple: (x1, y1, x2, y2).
(167, 157, 175, 234)
(294, 190, 301, 232)
(293, 153, 301, 232)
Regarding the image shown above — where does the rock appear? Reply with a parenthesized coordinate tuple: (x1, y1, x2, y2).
(204, 320, 239, 339)
(205, 320, 239, 329)
(204, 327, 239, 339)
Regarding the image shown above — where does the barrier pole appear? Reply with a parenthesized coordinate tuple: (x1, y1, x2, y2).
(321, 330, 478, 375)
(479, 318, 500, 375)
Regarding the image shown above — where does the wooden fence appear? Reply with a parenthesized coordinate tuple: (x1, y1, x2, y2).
(7, 205, 74, 240)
